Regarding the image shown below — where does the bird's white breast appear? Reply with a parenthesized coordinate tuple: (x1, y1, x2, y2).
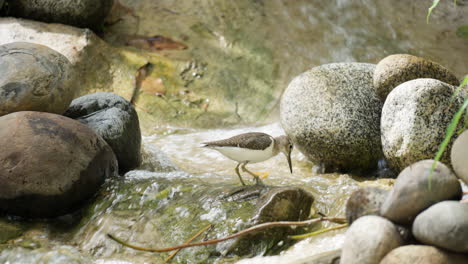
(211, 141, 276, 163)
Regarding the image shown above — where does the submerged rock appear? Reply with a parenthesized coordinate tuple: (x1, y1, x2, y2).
(373, 54, 459, 101)
(64, 92, 141, 173)
(451, 129, 468, 185)
(381, 78, 465, 172)
(345, 187, 388, 224)
(340, 215, 403, 264)
(0, 111, 118, 217)
(413, 201, 468, 253)
(280, 63, 383, 172)
(380, 160, 461, 224)
(7, 0, 114, 31)
(380, 245, 468, 264)
(0, 246, 92, 264)
(0, 42, 75, 116)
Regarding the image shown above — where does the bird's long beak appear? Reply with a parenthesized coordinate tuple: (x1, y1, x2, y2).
(286, 151, 293, 173)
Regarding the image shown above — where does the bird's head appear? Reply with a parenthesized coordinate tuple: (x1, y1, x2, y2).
(276, 135, 293, 173)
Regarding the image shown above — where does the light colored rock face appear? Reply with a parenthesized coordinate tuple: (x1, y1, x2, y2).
(0, 111, 118, 217)
(280, 63, 383, 172)
(380, 160, 461, 224)
(451, 130, 468, 185)
(0, 42, 75, 116)
(381, 78, 465, 172)
(345, 187, 388, 224)
(340, 215, 403, 264)
(7, 0, 114, 30)
(413, 201, 468, 253)
(373, 54, 459, 101)
(380, 245, 468, 264)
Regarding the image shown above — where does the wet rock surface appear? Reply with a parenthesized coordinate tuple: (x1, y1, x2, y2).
(380, 160, 461, 224)
(64, 92, 141, 173)
(380, 245, 468, 264)
(0, 246, 92, 264)
(280, 63, 383, 172)
(381, 78, 465, 172)
(0, 42, 75, 116)
(345, 187, 388, 224)
(451, 130, 468, 185)
(6, 0, 114, 31)
(340, 215, 403, 264)
(413, 201, 468, 253)
(373, 54, 459, 100)
(0, 111, 118, 217)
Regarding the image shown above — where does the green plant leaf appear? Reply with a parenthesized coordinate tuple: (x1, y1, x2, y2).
(427, 0, 441, 24)
(456, 25, 468, 38)
(450, 75, 468, 102)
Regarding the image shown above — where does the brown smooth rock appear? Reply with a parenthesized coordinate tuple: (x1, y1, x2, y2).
(451, 129, 468, 185)
(380, 245, 468, 264)
(0, 111, 118, 217)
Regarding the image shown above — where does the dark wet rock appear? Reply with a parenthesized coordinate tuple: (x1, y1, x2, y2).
(341, 215, 403, 264)
(373, 54, 459, 101)
(451, 129, 468, 185)
(381, 78, 465, 172)
(7, 0, 114, 31)
(64, 92, 141, 173)
(0, 111, 118, 217)
(345, 187, 388, 224)
(380, 160, 461, 224)
(0, 220, 23, 243)
(380, 245, 468, 264)
(0, 42, 75, 116)
(0, 246, 92, 263)
(413, 201, 468, 253)
(292, 249, 340, 264)
(280, 63, 383, 172)
(139, 143, 179, 172)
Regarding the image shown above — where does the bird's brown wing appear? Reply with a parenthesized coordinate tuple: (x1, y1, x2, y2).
(203, 132, 272, 150)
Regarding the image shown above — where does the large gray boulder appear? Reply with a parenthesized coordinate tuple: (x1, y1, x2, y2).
(0, 111, 118, 217)
(280, 63, 383, 172)
(451, 129, 468, 185)
(340, 215, 403, 264)
(373, 54, 459, 101)
(381, 78, 465, 172)
(413, 201, 468, 253)
(380, 245, 468, 264)
(64, 92, 141, 173)
(0, 42, 75, 116)
(380, 160, 461, 224)
(7, 0, 114, 31)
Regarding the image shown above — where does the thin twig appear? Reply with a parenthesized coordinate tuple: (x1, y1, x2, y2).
(165, 224, 213, 262)
(289, 224, 348, 240)
(107, 217, 346, 253)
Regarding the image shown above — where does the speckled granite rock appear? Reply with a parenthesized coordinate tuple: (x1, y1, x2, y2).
(341, 215, 403, 264)
(380, 160, 461, 224)
(0, 42, 75, 116)
(381, 78, 465, 172)
(451, 130, 468, 185)
(380, 245, 468, 264)
(7, 0, 114, 31)
(64, 92, 141, 173)
(345, 187, 388, 224)
(374, 54, 459, 100)
(280, 63, 383, 172)
(413, 201, 468, 253)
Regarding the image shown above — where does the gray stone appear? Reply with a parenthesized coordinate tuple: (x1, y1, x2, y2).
(380, 245, 468, 264)
(373, 54, 460, 101)
(340, 215, 403, 264)
(451, 129, 468, 185)
(64, 92, 141, 173)
(0, 111, 118, 217)
(7, 0, 114, 31)
(380, 160, 462, 224)
(381, 78, 465, 172)
(280, 63, 383, 172)
(413, 201, 468, 253)
(0, 42, 75, 116)
(345, 187, 388, 224)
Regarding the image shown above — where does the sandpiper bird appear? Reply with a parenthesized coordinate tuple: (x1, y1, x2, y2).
(202, 132, 293, 185)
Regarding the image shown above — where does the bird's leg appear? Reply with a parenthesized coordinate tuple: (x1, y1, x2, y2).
(241, 163, 264, 185)
(235, 163, 246, 186)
